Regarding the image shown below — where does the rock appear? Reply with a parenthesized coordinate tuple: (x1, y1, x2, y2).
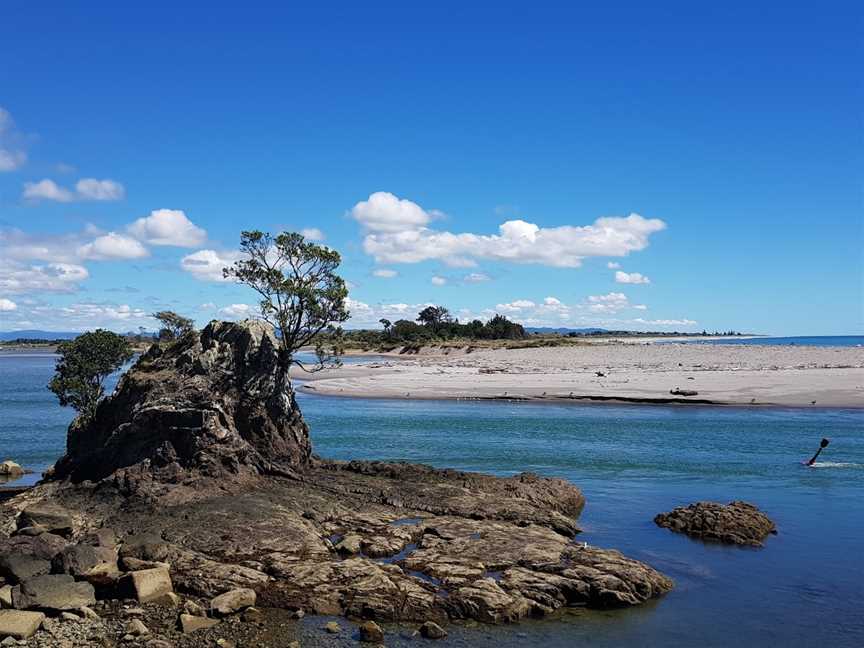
(419, 621, 447, 639)
(119, 532, 171, 563)
(125, 568, 173, 603)
(216, 640, 236, 648)
(178, 613, 219, 633)
(210, 587, 256, 616)
(17, 504, 73, 537)
(324, 621, 341, 633)
(0, 461, 24, 477)
(0, 533, 68, 563)
(125, 619, 149, 636)
(49, 320, 312, 484)
(242, 607, 264, 623)
(145, 641, 174, 648)
(358, 620, 384, 642)
(334, 534, 362, 555)
(0, 554, 50, 584)
(59, 611, 80, 622)
(121, 557, 169, 572)
(14, 526, 46, 537)
(80, 528, 118, 549)
(654, 501, 777, 546)
(154, 591, 181, 606)
(183, 600, 206, 617)
(0, 587, 11, 609)
(11, 574, 96, 611)
(52, 544, 118, 577)
(78, 606, 100, 620)
(290, 608, 304, 619)
(0, 610, 45, 639)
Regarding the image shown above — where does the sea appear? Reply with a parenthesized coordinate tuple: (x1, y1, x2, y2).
(681, 335, 864, 347)
(1, 351, 863, 647)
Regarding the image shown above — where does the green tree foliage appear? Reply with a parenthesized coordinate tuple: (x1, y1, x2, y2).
(223, 230, 350, 371)
(48, 330, 133, 421)
(152, 310, 195, 341)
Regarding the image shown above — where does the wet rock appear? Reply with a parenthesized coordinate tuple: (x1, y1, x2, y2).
(125, 568, 173, 604)
(178, 613, 219, 633)
(654, 501, 777, 547)
(0, 610, 45, 639)
(0, 462, 24, 477)
(210, 588, 256, 616)
(0, 554, 51, 584)
(11, 574, 95, 611)
(17, 504, 73, 537)
(324, 621, 341, 633)
(243, 607, 264, 623)
(420, 620, 447, 639)
(359, 620, 384, 642)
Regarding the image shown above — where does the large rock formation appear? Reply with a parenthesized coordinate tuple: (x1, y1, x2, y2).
(51, 320, 311, 483)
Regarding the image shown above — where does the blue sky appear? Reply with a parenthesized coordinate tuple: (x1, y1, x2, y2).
(1, 1, 861, 335)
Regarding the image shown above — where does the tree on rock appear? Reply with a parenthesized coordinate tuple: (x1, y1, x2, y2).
(223, 230, 349, 372)
(153, 310, 195, 341)
(48, 330, 133, 421)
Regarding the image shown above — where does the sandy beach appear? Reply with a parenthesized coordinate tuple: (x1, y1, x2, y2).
(296, 343, 864, 408)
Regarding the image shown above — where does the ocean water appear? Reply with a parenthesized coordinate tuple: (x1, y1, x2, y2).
(685, 335, 864, 347)
(1, 353, 863, 647)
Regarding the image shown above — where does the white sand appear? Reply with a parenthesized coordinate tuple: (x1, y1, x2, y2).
(295, 343, 864, 408)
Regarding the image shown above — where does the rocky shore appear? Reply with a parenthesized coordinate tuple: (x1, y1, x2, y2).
(1, 321, 673, 645)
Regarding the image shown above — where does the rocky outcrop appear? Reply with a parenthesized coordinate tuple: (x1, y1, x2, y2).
(654, 501, 777, 546)
(50, 320, 311, 483)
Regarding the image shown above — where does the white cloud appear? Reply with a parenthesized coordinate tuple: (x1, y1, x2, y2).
(496, 299, 536, 313)
(218, 303, 254, 319)
(607, 261, 621, 269)
(180, 249, 242, 282)
(0, 107, 27, 172)
(634, 304, 648, 310)
(431, 275, 447, 286)
(301, 227, 325, 241)
(0, 259, 89, 294)
(615, 271, 651, 285)
(75, 178, 125, 201)
(78, 233, 150, 260)
(23, 177, 125, 202)
(350, 191, 440, 233)
(0, 298, 17, 311)
(128, 209, 207, 247)
(198, 302, 217, 310)
(352, 192, 666, 268)
(372, 268, 398, 278)
(463, 272, 490, 283)
(633, 317, 697, 327)
(23, 179, 74, 202)
(543, 296, 562, 306)
(587, 292, 631, 313)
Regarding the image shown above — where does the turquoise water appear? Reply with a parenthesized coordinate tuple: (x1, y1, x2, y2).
(684, 335, 864, 347)
(2, 353, 863, 646)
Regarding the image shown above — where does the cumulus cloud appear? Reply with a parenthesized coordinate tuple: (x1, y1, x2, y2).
(463, 272, 490, 283)
(128, 209, 207, 247)
(431, 275, 447, 286)
(633, 317, 697, 326)
(496, 299, 537, 313)
(0, 259, 89, 294)
(345, 298, 436, 327)
(372, 268, 398, 278)
(351, 192, 666, 268)
(23, 177, 126, 202)
(180, 249, 242, 282)
(0, 107, 27, 172)
(607, 261, 621, 269)
(587, 292, 631, 313)
(615, 271, 651, 285)
(78, 233, 150, 260)
(301, 227, 325, 241)
(0, 298, 17, 311)
(634, 304, 648, 310)
(218, 303, 254, 319)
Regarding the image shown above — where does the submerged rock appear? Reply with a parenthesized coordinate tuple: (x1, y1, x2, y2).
(654, 500, 777, 546)
(0, 461, 25, 477)
(50, 320, 311, 484)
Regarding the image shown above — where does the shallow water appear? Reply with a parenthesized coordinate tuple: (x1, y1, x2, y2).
(2, 353, 863, 646)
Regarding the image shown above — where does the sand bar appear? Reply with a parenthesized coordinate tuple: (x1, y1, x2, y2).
(295, 343, 864, 408)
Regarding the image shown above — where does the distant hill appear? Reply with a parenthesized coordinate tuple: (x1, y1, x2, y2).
(0, 330, 79, 341)
(526, 327, 609, 335)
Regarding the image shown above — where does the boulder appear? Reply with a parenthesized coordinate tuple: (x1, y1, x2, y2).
(52, 544, 118, 577)
(0, 461, 24, 477)
(0, 554, 50, 584)
(0, 587, 11, 609)
(0, 610, 45, 639)
(179, 613, 219, 634)
(126, 618, 149, 636)
(11, 574, 95, 611)
(654, 501, 777, 546)
(359, 620, 384, 642)
(420, 621, 447, 639)
(125, 567, 173, 604)
(210, 588, 256, 616)
(49, 320, 312, 483)
(17, 505, 73, 537)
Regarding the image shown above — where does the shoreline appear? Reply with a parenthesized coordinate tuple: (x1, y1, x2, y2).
(294, 342, 864, 409)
